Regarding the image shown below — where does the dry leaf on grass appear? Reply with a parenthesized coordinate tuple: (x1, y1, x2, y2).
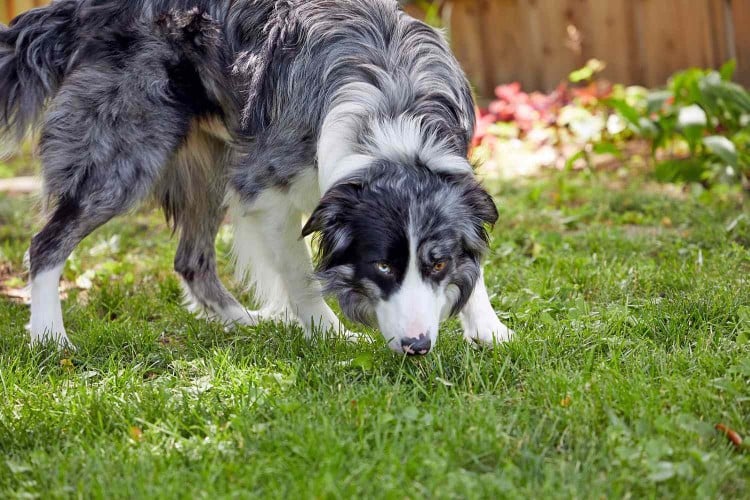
(715, 423, 745, 450)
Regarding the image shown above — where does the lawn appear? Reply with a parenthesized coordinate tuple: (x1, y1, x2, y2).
(1, 162, 749, 498)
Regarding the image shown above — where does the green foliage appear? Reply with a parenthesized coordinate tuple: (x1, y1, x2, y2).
(400, 0, 444, 27)
(0, 145, 38, 179)
(603, 61, 750, 187)
(569, 58, 607, 84)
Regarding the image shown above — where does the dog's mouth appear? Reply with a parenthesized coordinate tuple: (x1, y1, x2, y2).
(398, 333, 432, 356)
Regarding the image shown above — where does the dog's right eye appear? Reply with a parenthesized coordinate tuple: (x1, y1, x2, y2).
(375, 262, 393, 275)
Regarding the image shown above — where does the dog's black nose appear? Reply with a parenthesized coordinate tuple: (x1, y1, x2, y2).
(401, 334, 431, 355)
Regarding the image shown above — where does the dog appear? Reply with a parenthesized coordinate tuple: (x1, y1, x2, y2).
(0, 0, 514, 355)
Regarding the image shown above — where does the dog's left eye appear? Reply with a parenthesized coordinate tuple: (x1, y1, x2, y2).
(432, 261, 447, 273)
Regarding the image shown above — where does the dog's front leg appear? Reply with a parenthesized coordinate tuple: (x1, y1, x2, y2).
(267, 207, 352, 338)
(460, 269, 514, 347)
(233, 193, 353, 339)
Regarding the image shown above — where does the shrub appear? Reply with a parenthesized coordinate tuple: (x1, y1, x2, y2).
(604, 62, 749, 187)
(474, 59, 750, 190)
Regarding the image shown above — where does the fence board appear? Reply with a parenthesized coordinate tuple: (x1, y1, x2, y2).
(2, 0, 13, 24)
(2, 0, 748, 95)
(474, 0, 527, 95)
(444, 0, 748, 95)
(585, 0, 640, 85)
(525, 0, 592, 90)
(708, 0, 731, 65)
(449, 0, 488, 95)
(635, 1, 687, 86)
(733, 0, 750, 85)
(2, 0, 45, 24)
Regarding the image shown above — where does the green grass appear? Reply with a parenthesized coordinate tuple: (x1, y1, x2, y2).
(1, 165, 749, 498)
(0, 145, 37, 179)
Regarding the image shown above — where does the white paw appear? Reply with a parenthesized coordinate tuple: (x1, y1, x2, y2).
(342, 329, 373, 344)
(186, 299, 268, 329)
(27, 322, 75, 350)
(219, 306, 265, 327)
(461, 314, 514, 348)
(302, 316, 366, 342)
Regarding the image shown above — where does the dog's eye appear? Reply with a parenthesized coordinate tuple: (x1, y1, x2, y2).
(375, 262, 393, 275)
(432, 261, 447, 273)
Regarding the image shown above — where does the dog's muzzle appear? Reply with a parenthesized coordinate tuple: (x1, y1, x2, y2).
(401, 334, 432, 356)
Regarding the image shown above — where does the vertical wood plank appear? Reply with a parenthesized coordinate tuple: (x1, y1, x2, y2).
(476, 0, 530, 93)
(4, 0, 46, 23)
(585, 0, 640, 85)
(639, 0, 721, 85)
(15, 0, 34, 16)
(402, 4, 425, 20)
(449, 0, 745, 94)
(449, 0, 489, 95)
(517, 0, 579, 90)
(732, 0, 750, 85)
(707, 0, 731, 65)
(523, 0, 589, 90)
(2, 0, 15, 24)
(518, 0, 545, 90)
(640, 0, 684, 85)
(686, 0, 719, 68)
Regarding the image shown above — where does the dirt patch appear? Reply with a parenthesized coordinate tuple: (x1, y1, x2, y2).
(0, 263, 29, 304)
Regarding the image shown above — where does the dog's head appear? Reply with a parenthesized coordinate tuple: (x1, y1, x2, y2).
(302, 161, 497, 355)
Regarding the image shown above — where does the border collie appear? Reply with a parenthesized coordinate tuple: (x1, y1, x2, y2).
(0, 0, 514, 355)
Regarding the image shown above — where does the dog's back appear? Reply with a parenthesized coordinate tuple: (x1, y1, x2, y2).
(0, 0, 238, 154)
(0, 1, 255, 346)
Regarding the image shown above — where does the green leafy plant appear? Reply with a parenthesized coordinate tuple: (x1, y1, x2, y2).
(603, 61, 750, 187)
(400, 0, 444, 27)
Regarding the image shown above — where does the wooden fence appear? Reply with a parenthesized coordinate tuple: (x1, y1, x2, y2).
(2, 0, 45, 23)
(408, 0, 750, 97)
(3, 0, 749, 98)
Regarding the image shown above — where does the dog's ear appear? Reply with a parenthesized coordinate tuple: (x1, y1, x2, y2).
(455, 180, 498, 256)
(301, 182, 361, 238)
(301, 202, 328, 238)
(465, 181, 498, 226)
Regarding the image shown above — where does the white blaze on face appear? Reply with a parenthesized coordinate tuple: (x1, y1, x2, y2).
(374, 229, 447, 353)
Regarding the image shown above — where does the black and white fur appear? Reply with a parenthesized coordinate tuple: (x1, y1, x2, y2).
(0, 0, 513, 355)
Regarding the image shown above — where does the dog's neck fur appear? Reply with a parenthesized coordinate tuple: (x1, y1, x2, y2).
(316, 81, 473, 194)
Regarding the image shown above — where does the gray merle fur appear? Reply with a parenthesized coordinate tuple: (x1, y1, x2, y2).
(0, 0, 495, 333)
(302, 164, 497, 325)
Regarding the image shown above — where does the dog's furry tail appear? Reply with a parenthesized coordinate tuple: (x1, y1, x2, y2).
(0, 1, 80, 156)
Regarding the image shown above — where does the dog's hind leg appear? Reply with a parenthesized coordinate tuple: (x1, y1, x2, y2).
(163, 128, 259, 326)
(28, 185, 156, 348)
(28, 66, 191, 347)
(174, 210, 260, 326)
(28, 196, 90, 348)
